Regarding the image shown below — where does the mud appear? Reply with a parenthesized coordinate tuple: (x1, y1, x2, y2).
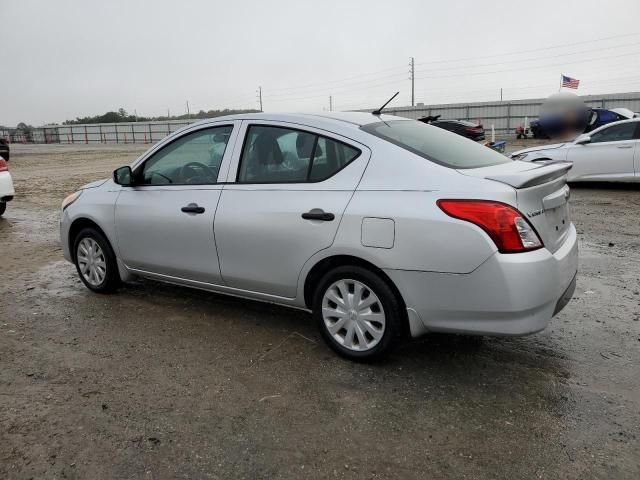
(1, 143, 639, 479)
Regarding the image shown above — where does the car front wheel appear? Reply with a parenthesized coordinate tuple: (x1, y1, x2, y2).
(313, 266, 403, 361)
(0, 202, 5, 217)
(73, 227, 120, 293)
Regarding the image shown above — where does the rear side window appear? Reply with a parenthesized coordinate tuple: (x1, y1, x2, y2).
(590, 122, 638, 143)
(361, 120, 509, 169)
(238, 125, 360, 183)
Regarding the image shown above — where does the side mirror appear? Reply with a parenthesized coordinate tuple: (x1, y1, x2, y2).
(575, 135, 591, 145)
(113, 166, 134, 186)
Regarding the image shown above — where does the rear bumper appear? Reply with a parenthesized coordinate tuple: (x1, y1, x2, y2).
(386, 224, 579, 337)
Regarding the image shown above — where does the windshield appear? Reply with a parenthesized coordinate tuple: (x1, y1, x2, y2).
(361, 120, 510, 169)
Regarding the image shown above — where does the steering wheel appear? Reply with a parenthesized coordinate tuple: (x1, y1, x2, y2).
(180, 162, 218, 184)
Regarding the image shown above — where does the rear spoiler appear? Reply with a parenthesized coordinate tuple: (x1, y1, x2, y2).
(486, 162, 572, 189)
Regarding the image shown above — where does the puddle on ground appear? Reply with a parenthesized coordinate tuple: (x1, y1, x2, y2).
(29, 259, 83, 298)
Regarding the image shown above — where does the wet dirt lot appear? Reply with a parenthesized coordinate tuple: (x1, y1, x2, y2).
(1, 143, 639, 479)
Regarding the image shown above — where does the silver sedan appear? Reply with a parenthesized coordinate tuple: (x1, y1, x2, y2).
(60, 112, 578, 360)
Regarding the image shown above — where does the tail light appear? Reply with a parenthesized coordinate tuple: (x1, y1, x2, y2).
(464, 126, 482, 133)
(437, 199, 543, 253)
(0, 158, 7, 172)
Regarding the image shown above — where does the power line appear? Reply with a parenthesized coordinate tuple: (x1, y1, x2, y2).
(264, 64, 407, 94)
(414, 31, 640, 67)
(414, 41, 640, 75)
(208, 32, 640, 111)
(263, 70, 407, 99)
(264, 32, 640, 99)
(265, 76, 406, 104)
(414, 49, 640, 81)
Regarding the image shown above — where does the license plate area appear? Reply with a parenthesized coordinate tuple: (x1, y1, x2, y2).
(545, 203, 570, 237)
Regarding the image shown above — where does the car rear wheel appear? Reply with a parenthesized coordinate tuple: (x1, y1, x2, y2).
(313, 266, 403, 361)
(73, 227, 120, 293)
(0, 202, 5, 217)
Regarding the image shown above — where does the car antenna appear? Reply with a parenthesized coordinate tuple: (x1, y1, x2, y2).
(372, 92, 399, 116)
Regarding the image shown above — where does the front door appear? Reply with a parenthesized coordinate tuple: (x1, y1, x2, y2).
(567, 121, 639, 181)
(114, 123, 237, 284)
(214, 122, 369, 298)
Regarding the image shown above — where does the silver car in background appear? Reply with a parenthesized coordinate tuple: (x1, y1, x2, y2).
(511, 118, 640, 182)
(60, 112, 578, 360)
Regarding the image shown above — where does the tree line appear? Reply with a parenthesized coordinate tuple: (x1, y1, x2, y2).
(62, 107, 260, 125)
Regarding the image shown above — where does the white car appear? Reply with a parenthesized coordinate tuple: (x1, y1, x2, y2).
(0, 155, 14, 216)
(60, 113, 578, 360)
(511, 118, 640, 182)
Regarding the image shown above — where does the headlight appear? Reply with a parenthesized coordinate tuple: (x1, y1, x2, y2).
(511, 153, 528, 161)
(61, 191, 82, 210)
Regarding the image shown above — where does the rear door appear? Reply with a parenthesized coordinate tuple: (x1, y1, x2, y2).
(566, 121, 638, 181)
(214, 121, 369, 298)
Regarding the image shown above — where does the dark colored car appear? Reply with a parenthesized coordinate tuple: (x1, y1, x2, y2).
(418, 116, 485, 141)
(0, 138, 9, 161)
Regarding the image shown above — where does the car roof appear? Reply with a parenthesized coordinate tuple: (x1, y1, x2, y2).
(189, 111, 408, 129)
(589, 116, 640, 134)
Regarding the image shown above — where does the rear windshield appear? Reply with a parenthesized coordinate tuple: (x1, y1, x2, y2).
(361, 120, 509, 169)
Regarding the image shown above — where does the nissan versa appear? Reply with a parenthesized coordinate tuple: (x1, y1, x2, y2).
(60, 112, 578, 360)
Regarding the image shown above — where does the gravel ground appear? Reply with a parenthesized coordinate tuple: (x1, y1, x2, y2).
(1, 142, 639, 479)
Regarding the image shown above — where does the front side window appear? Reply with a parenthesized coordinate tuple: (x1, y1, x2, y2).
(590, 122, 638, 144)
(238, 125, 360, 183)
(361, 120, 509, 169)
(139, 125, 233, 185)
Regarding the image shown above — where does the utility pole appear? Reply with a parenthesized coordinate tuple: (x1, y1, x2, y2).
(500, 88, 503, 102)
(329, 95, 333, 111)
(186, 100, 190, 119)
(409, 57, 415, 107)
(257, 86, 263, 112)
(134, 109, 138, 122)
(167, 108, 170, 119)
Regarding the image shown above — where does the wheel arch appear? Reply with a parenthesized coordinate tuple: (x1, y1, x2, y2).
(68, 217, 112, 261)
(302, 254, 409, 330)
(303, 254, 411, 337)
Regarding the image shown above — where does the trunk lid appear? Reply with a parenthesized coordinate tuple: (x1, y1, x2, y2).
(458, 161, 572, 253)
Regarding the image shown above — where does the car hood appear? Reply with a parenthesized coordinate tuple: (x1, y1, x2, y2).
(80, 178, 109, 190)
(511, 142, 568, 156)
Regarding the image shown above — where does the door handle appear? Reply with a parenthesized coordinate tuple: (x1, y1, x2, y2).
(302, 209, 335, 221)
(616, 145, 633, 149)
(181, 203, 205, 214)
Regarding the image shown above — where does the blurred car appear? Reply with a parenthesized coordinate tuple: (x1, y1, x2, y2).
(510, 118, 640, 182)
(418, 116, 485, 141)
(0, 138, 9, 161)
(530, 107, 635, 139)
(0, 155, 15, 216)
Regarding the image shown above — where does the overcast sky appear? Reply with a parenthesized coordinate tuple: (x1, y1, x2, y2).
(2, 0, 639, 126)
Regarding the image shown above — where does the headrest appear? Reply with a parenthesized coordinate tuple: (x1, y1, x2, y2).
(253, 133, 283, 165)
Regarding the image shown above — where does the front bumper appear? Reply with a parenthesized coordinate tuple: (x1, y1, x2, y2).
(386, 224, 579, 337)
(60, 208, 73, 262)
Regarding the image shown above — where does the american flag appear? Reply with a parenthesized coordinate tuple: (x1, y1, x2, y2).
(561, 75, 580, 89)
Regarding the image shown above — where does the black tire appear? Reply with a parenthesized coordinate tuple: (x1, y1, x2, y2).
(72, 227, 120, 293)
(312, 265, 404, 361)
(0, 202, 5, 217)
